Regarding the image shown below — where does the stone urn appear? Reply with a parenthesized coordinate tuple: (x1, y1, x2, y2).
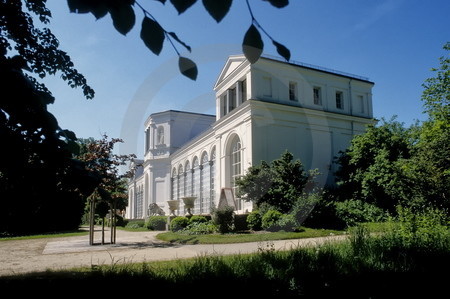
(167, 200, 179, 216)
(182, 196, 196, 216)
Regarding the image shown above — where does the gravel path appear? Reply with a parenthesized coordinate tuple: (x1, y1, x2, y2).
(0, 227, 345, 277)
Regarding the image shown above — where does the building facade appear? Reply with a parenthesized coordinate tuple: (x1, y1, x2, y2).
(127, 55, 374, 219)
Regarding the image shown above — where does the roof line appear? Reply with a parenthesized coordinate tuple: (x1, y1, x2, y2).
(261, 54, 374, 84)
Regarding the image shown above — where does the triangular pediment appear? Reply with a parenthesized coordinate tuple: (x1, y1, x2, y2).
(214, 55, 247, 90)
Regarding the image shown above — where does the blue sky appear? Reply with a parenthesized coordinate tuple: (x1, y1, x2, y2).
(40, 0, 450, 158)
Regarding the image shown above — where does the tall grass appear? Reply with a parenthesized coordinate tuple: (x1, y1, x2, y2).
(2, 208, 449, 297)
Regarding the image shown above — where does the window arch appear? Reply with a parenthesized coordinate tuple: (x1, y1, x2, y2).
(171, 167, 177, 201)
(178, 164, 184, 199)
(192, 156, 200, 213)
(184, 161, 190, 200)
(210, 146, 216, 209)
(228, 134, 242, 207)
(200, 152, 209, 214)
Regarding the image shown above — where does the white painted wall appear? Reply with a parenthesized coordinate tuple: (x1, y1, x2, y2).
(128, 55, 375, 219)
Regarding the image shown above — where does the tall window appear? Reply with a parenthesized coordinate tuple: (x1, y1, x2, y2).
(313, 87, 322, 105)
(136, 186, 143, 218)
(145, 128, 150, 152)
(178, 165, 184, 198)
(240, 79, 247, 103)
(210, 147, 216, 209)
(192, 157, 200, 214)
(357, 95, 364, 113)
(263, 77, 272, 97)
(201, 152, 210, 214)
(336, 91, 344, 109)
(157, 126, 164, 145)
(171, 168, 177, 201)
(230, 136, 242, 205)
(184, 161, 190, 199)
(289, 81, 297, 101)
(229, 88, 237, 111)
(221, 94, 228, 117)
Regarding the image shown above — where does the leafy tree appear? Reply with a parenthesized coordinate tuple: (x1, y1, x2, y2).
(66, 0, 291, 80)
(77, 134, 135, 244)
(0, 1, 97, 234)
(414, 42, 450, 209)
(333, 117, 418, 213)
(236, 151, 318, 214)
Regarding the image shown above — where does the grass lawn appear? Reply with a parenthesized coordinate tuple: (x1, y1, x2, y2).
(0, 229, 89, 241)
(155, 227, 345, 244)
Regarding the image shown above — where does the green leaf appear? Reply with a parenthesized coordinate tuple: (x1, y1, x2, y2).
(141, 17, 165, 55)
(168, 32, 191, 52)
(272, 40, 290, 61)
(243, 24, 263, 64)
(202, 0, 232, 23)
(170, 0, 197, 14)
(265, 0, 289, 8)
(179, 56, 198, 80)
(90, 2, 109, 20)
(109, 2, 136, 35)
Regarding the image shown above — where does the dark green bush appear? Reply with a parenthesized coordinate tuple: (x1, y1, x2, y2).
(146, 216, 167, 230)
(275, 214, 297, 231)
(125, 220, 145, 229)
(211, 205, 235, 233)
(180, 221, 217, 235)
(170, 216, 189, 232)
(335, 199, 386, 227)
(234, 214, 249, 231)
(261, 209, 283, 231)
(247, 210, 262, 231)
(188, 215, 208, 225)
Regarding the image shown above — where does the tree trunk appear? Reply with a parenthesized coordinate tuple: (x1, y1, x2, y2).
(101, 217, 105, 245)
(89, 200, 95, 246)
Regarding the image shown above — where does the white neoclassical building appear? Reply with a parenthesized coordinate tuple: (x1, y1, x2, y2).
(127, 54, 374, 219)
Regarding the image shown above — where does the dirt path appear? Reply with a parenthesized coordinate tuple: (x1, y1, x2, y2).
(0, 227, 346, 277)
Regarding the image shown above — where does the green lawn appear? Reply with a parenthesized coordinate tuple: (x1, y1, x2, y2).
(155, 227, 344, 244)
(0, 230, 89, 241)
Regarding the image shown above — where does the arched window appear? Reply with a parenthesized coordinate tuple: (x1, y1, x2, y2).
(178, 164, 184, 200)
(136, 185, 143, 218)
(200, 152, 209, 214)
(210, 147, 216, 209)
(229, 135, 242, 207)
(192, 157, 200, 214)
(184, 161, 190, 199)
(171, 168, 177, 201)
(157, 126, 164, 145)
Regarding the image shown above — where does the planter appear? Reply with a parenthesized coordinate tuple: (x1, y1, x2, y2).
(167, 200, 180, 216)
(182, 196, 197, 216)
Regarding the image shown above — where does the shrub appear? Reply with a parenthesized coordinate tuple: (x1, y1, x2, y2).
(170, 216, 189, 232)
(180, 221, 218, 235)
(125, 220, 145, 229)
(247, 210, 262, 231)
(261, 209, 283, 231)
(188, 215, 208, 225)
(234, 214, 249, 231)
(275, 214, 297, 231)
(291, 192, 321, 225)
(392, 205, 450, 247)
(335, 199, 386, 227)
(211, 205, 235, 234)
(146, 216, 167, 230)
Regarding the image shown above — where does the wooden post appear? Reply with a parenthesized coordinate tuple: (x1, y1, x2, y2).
(101, 216, 105, 245)
(89, 199, 95, 246)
